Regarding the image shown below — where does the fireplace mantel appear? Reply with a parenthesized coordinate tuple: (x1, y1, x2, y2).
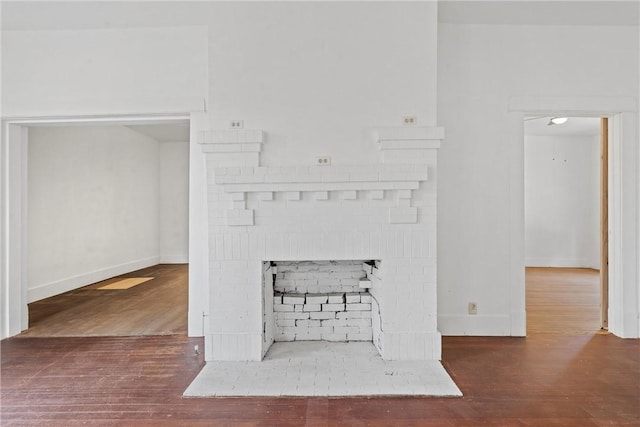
(212, 164, 429, 226)
(214, 164, 427, 191)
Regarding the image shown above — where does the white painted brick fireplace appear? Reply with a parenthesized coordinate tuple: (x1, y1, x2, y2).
(201, 126, 443, 361)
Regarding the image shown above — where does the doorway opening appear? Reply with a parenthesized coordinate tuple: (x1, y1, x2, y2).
(8, 116, 191, 338)
(523, 115, 608, 335)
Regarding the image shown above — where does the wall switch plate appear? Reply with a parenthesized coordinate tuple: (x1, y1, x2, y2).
(403, 116, 417, 126)
(229, 120, 244, 129)
(468, 302, 478, 315)
(316, 156, 331, 166)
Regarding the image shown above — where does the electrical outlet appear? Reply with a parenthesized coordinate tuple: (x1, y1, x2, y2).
(229, 120, 244, 129)
(316, 156, 331, 166)
(468, 302, 478, 315)
(403, 116, 417, 126)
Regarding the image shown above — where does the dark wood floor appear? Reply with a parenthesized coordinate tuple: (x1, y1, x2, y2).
(2, 334, 638, 426)
(21, 264, 187, 337)
(2, 267, 638, 425)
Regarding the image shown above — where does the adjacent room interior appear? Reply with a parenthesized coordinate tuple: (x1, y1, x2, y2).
(20, 121, 190, 337)
(523, 116, 605, 335)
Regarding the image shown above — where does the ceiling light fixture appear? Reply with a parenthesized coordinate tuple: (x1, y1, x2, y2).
(548, 117, 568, 125)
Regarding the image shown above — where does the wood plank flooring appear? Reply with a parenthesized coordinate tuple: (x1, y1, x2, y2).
(526, 267, 602, 335)
(21, 264, 187, 337)
(2, 334, 638, 425)
(2, 266, 638, 425)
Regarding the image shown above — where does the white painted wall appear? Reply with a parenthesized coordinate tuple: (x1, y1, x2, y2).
(0, 24, 208, 338)
(188, 112, 210, 338)
(1, 27, 207, 117)
(524, 135, 600, 269)
(206, 2, 438, 166)
(159, 141, 189, 263)
(27, 125, 160, 302)
(437, 23, 638, 336)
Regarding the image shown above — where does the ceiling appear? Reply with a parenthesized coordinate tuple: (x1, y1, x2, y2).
(126, 122, 190, 143)
(523, 116, 601, 137)
(1, 1, 638, 31)
(24, 119, 190, 143)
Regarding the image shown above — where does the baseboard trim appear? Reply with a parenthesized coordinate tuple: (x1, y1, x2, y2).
(510, 310, 527, 336)
(160, 255, 189, 264)
(525, 258, 599, 269)
(27, 256, 161, 303)
(609, 311, 640, 339)
(438, 314, 512, 336)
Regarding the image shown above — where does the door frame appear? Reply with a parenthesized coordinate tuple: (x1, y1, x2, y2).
(508, 96, 638, 339)
(600, 117, 609, 329)
(1, 113, 210, 339)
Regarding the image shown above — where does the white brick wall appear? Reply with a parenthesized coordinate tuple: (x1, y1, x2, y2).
(202, 126, 443, 362)
(262, 262, 275, 358)
(273, 260, 366, 294)
(274, 291, 373, 342)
